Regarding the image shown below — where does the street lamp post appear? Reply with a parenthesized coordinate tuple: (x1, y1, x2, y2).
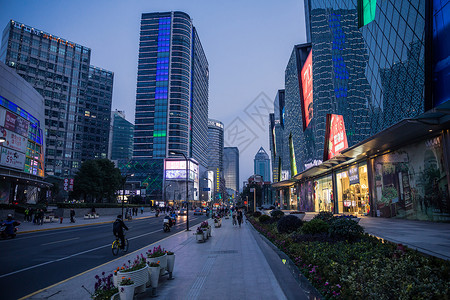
(163, 184, 172, 208)
(169, 151, 190, 231)
(122, 173, 134, 219)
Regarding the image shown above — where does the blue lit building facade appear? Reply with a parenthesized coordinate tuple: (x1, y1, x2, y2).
(1, 20, 113, 176)
(254, 147, 270, 182)
(132, 12, 209, 199)
(273, 0, 450, 221)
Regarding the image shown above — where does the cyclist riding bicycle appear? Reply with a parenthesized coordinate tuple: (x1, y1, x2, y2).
(113, 215, 128, 249)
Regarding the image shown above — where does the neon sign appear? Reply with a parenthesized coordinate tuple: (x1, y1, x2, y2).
(301, 50, 313, 130)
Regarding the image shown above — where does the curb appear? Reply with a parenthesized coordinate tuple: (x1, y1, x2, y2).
(246, 219, 323, 299)
(18, 215, 154, 234)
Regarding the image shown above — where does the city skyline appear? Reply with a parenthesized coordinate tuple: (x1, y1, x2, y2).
(0, 0, 307, 185)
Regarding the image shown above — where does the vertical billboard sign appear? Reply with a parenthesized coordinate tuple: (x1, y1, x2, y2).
(323, 114, 349, 161)
(301, 50, 313, 130)
(432, 0, 450, 107)
(357, 0, 377, 28)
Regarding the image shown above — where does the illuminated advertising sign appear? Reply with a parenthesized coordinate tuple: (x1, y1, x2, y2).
(4, 111, 17, 132)
(348, 166, 360, 185)
(301, 50, 313, 130)
(323, 114, 348, 161)
(164, 159, 198, 180)
(0, 146, 26, 170)
(432, 0, 450, 108)
(0, 126, 27, 153)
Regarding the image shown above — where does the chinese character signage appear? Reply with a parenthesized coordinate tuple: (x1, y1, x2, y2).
(348, 165, 360, 185)
(0, 146, 26, 170)
(4, 111, 17, 132)
(0, 126, 27, 153)
(323, 114, 348, 161)
(301, 50, 313, 130)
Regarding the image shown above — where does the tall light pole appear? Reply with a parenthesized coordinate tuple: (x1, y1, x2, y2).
(169, 151, 190, 231)
(122, 173, 134, 219)
(163, 184, 172, 208)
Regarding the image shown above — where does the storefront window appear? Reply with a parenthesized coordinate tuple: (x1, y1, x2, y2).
(299, 181, 315, 212)
(314, 175, 333, 212)
(374, 136, 449, 221)
(336, 163, 369, 215)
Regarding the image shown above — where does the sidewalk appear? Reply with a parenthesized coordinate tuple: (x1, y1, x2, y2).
(24, 216, 311, 300)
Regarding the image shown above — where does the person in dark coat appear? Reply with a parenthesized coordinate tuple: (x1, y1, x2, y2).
(70, 208, 75, 223)
(113, 215, 128, 249)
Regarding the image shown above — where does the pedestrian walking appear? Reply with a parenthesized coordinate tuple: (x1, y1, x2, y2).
(24, 207, 29, 222)
(232, 210, 237, 226)
(70, 208, 75, 223)
(141, 206, 144, 214)
(237, 209, 243, 227)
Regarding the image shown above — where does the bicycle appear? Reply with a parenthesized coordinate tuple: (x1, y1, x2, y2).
(112, 234, 129, 256)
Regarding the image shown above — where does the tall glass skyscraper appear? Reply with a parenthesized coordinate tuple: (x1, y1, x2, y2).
(108, 110, 134, 161)
(223, 147, 239, 197)
(254, 147, 271, 182)
(207, 119, 224, 199)
(0, 20, 113, 176)
(134, 12, 209, 167)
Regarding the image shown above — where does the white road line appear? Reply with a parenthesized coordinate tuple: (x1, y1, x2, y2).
(41, 237, 80, 246)
(0, 228, 161, 279)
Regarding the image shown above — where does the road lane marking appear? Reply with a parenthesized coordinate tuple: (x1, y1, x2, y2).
(41, 237, 80, 246)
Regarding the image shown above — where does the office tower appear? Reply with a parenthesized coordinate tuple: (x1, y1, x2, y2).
(270, 89, 288, 182)
(108, 110, 134, 161)
(254, 147, 270, 182)
(0, 61, 48, 203)
(0, 20, 113, 176)
(207, 119, 224, 200)
(133, 12, 208, 165)
(223, 147, 239, 197)
(130, 11, 209, 199)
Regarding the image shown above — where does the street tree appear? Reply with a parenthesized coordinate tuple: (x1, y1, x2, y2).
(72, 159, 122, 203)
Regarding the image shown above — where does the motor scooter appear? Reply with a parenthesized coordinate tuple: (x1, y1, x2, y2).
(0, 221, 20, 239)
(163, 215, 176, 232)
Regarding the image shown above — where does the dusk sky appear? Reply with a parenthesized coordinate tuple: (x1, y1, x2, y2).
(0, 0, 307, 189)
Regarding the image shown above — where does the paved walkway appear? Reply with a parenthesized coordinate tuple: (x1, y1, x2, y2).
(23, 216, 311, 300)
(15, 212, 450, 299)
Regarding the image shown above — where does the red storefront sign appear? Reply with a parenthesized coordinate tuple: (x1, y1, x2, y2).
(301, 50, 313, 129)
(323, 114, 348, 160)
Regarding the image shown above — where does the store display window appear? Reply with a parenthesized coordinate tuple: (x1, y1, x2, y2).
(314, 175, 333, 212)
(336, 163, 369, 215)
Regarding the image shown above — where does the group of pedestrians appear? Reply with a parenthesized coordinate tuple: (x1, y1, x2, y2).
(23, 207, 46, 225)
(231, 208, 243, 227)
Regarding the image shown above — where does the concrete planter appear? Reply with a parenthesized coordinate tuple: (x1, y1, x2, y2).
(117, 266, 148, 294)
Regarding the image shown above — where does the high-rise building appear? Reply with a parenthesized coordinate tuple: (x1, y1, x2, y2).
(270, 89, 288, 182)
(223, 147, 239, 198)
(131, 12, 209, 199)
(0, 20, 113, 176)
(108, 110, 134, 161)
(207, 119, 224, 200)
(133, 12, 208, 164)
(254, 147, 270, 182)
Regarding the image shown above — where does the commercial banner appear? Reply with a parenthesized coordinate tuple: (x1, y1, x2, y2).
(0, 146, 26, 170)
(0, 126, 27, 153)
(2, 111, 29, 137)
(323, 114, 348, 160)
(4, 111, 17, 131)
(301, 50, 313, 130)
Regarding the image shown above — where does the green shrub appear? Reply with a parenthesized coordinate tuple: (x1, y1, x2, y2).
(258, 214, 271, 223)
(253, 211, 262, 218)
(270, 209, 285, 220)
(277, 215, 303, 234)
(329, 218, 364, 239)
(301, 219, 330, 235)
(312, 211, 336, 224)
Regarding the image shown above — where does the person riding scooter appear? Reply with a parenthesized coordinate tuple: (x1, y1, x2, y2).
(163, 214, 175, 232)
(1, 214, 20, 239)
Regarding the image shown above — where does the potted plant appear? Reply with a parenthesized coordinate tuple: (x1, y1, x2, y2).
(200, 221, 209, 239)
(166, 251, 175, 279)
(118, 277, 135, 300)
(195, 227, 204, 242)
(146, 245, 167, 276)
(90, 272, 118, 300)
(147, 261, 160, 288)
(116, 254, 148, 294)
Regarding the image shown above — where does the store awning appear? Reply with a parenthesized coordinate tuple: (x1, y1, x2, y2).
(290, 103, 450, 183)
(271, 179, 296, 188)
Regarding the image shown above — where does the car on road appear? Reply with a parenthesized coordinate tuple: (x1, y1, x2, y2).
(260, 204, 275, 210)
(193, 208, 202, 215)
(178, 208, 187, 215)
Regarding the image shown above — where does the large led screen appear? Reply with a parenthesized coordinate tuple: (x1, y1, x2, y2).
(301, 50, 313, 130)
(323, 114, 348, 161)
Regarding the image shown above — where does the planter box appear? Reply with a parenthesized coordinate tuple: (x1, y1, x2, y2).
(195, 233, 204, 242)
(117, 266, 148, 294)
(147, 253, 167, 276)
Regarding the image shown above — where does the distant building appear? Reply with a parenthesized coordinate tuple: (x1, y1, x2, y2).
(207, 119, 224, 201)
(108, 110, 134, 161)
(1, 20, 114, 176)
(223, 147, 239, 198)
(254, 147, 270, 182)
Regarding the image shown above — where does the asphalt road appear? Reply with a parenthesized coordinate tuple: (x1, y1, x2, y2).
(0, 213, 207, 300)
